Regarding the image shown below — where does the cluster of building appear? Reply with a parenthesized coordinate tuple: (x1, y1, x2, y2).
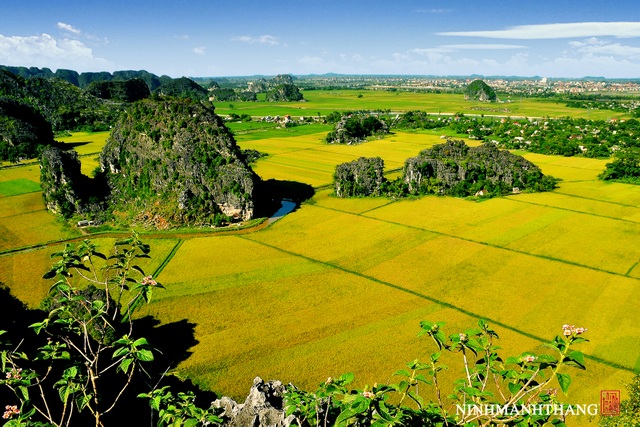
(296, 75, 640, 96)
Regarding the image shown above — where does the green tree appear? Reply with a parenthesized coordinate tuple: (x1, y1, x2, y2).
(0, 235, 164, 427)
(599, 148, 640, 183)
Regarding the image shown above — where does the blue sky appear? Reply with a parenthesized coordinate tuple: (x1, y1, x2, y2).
(2, 0, 640, 78)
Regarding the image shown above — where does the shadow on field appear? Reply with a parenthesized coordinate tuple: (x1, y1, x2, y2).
(255, 178, 315, 217)
(58, 141, 91, 150)
(0, 284, 214, 426)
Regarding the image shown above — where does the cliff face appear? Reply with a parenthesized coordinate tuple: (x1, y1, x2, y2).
(334, 157, 386, 197)
(100, 98, 257, 226)
(40, 147, 84, 217)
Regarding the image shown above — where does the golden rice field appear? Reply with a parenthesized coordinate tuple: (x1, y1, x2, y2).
(243, 131, 478, 187)
(1, 112, 640, 426)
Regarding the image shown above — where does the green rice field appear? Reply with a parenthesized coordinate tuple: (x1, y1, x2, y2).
(0, 95, 639, 426)
(217, 90, 630, 120)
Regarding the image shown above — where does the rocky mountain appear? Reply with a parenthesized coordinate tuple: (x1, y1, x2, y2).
(99, 98, 257, 227)
(464, 79, 497, 102)
(0, 65, 171, 90)
(39, 147, 85, 217)
(270, 74, 295, 86)
(265, 84, 304, 102)
(334, 157, 386, 197)
(403, 140, 557, 196)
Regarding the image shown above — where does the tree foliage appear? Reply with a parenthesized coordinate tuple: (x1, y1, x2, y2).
(599, 148, 640, 184)
(326, 114, 389, 145)
(0, 235, 166, 426)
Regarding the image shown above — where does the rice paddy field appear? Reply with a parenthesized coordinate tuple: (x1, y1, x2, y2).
(216, 90, 630, 121)
(1, 94, 639, 426)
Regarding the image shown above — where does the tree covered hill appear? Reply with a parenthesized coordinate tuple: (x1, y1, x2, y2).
(333, 140, 558, 198)
(153, 77, 209, 100)
(464, 79, 497, 102)
(0, 69, 119, 135)
(86, 78, 151, 102)
(99, 98, 257, 227)
(403, 140, 557, 196)
(0, 98, 55, 161)
(39, 98, 259, 227)
(326, 113, 389, 145)
(0, 65, 172, 90)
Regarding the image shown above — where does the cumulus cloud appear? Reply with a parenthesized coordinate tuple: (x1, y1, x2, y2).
(57, 22, 81, 35)
(438, 22, 640, 39)
(0, 33, 110, 70)
(193, 46, 206, 55)
(232, 35, 280, 46)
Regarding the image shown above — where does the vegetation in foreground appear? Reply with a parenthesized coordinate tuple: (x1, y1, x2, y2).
(0, 235, 220, 426)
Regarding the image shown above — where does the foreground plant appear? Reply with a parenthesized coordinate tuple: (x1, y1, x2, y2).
(0, 233, 164, 427)
(285, 319, 588, 426)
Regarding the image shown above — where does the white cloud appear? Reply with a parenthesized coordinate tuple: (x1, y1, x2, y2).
(569, 38, 640, 58)
(57, 22, 81, 35)
(438, 22, 640, 39)
(0, 33, 110, 71)
(232, 35, 280, 46)
(381, 44, 640, 78)
(439, 44, 527, 50)
(193, 46, 206, 55)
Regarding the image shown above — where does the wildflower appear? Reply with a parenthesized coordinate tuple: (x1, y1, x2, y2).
(459, 333, 468, 342)
(5, 369, 22, 380)
(141, 275, 157, 286)
(561, 325, 587, 336)
(362, 391, 374, 399)
(2, 405, 19, 419)
(325, 377, 332, 384)
(523, 355, 536, 363)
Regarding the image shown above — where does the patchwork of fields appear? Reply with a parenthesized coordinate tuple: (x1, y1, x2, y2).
(1, 99, 639, 425)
